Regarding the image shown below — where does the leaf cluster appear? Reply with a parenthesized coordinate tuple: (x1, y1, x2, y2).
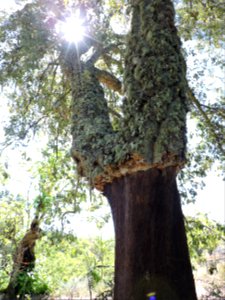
(0, 193, 29, 290)
(176, 0, 225, 46)
(31, 147, 88, 228)
(185, 213, 225, 266)
(15, 270, 50, 297)
(35, 234, 114, 297)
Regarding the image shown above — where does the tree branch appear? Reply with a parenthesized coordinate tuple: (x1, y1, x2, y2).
(108, 107, 122, 119)
(103, 54, 122, 69)
(88, 44, 122, 65)
(60, 176, 81, 231)
(188, 88, 225, 156)
(200, 103, 225, 119)
(94, 67, 122, 94)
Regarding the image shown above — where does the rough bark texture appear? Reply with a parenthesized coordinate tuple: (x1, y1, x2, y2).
(63, 0, 197, 298)
(104, 167, 197, 300)
(3, 218, 41, 300)
(123, 0, 188, 166)
(66, 0, 189, 190)
(61, 42, 118, 182)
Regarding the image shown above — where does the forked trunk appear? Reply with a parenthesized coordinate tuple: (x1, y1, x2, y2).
(104, 167, 197, 300)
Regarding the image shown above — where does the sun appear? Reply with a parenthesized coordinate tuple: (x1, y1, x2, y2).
(56, 14, 85, 44)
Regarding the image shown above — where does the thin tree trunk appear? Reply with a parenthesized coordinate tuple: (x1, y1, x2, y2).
(104, 167, 197, 300)
(3, 218, 41, 300)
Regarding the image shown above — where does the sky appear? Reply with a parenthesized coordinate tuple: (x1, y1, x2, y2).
(0, 0, 19, 13)
(0, 0, 224, 238)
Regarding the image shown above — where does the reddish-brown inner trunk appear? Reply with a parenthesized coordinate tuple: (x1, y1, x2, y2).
(104, 167, 197, 300)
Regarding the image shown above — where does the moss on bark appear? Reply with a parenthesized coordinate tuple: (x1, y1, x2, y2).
(61, 43, 120, 182)
(123, 0, 188, 166)
(62, 0, 189, 190)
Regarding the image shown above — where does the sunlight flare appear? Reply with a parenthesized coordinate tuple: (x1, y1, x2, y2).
(56, 13, 85, 44)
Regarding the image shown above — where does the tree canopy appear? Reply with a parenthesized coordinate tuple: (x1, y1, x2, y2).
(0, 0, 224, 184)
(0, 0, 224, 298)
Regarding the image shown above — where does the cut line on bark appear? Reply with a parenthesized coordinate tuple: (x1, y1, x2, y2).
(94, 152, 184, 191)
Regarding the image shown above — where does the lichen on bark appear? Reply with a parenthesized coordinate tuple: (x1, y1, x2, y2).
(61, 0, 189, 189)
(123, 0, 188, 167)
(60, 43, 121, 183)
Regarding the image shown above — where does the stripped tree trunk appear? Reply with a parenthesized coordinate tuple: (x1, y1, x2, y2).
(104, 167, 197, 300)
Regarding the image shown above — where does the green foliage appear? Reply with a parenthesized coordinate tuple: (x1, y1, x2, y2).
(176, 0, 225, 46)
(0, 192, 28, 289)
(0, 1, 71, 146)
(178, 152, 207, 204)
(16, 270, 50, 296)
(0, 0, 124, 147)
(183, 42, 225, 175)
(0, 186, 114, 297)
(30, 147, 88, 228)
(0, 0, 224, 197)
(186, 214, 225, 266)
(0, 177, 224, 298)
(176, 0, 225, 177)
(35, 235, 114, 297)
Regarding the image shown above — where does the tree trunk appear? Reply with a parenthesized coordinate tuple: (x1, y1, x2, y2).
(104, 167, 197, 300)
(3, 218, 41, 300)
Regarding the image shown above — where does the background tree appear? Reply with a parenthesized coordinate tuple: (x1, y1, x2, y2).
(185, 214, 225, 299)
(0, 194, 114, 298)
(0, 193, 27, 292)
(0, 153, 114, 299)
(0, 0, 224, 299)
(1, 192, 224, 298)
(3, 217, 42, 300)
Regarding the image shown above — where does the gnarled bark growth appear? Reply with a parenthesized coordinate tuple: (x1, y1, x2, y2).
(3, 218, 41, 300)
